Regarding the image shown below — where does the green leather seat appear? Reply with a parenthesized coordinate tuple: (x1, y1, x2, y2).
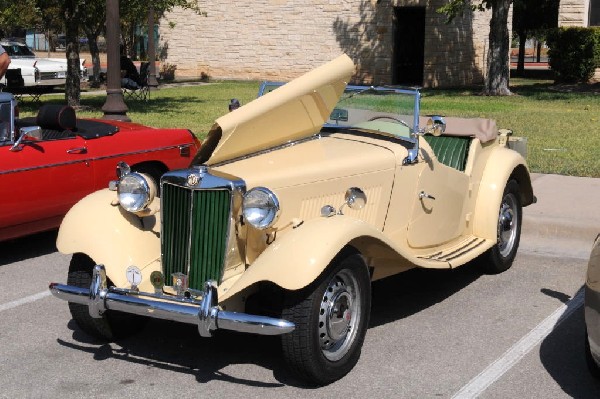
(423, 135, 471, 172)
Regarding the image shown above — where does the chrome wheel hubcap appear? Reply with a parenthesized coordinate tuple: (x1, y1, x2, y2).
(318, 270, 361, 361)
(497, 193, 518, 258)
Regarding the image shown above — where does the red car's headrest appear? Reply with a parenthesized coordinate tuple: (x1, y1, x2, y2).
(36, 104, 76, 131)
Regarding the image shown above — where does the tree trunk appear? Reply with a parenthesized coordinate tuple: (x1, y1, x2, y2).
(64, 1, 81, 106)
(85, 31, 102, 88)
(516, 29, 527, 77)
(536, 40, 542, 63)
(485, 0, 512, 95)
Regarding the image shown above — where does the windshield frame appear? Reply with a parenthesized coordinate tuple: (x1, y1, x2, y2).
(258, 81, 422, 143)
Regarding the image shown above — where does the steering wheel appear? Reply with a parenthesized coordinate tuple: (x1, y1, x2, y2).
(368, 115, 405, 123)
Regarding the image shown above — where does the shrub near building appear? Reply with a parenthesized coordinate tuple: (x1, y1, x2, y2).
(547, 27, 600, 83)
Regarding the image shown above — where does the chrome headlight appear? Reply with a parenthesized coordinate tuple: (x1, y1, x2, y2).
(243, 187, 280, 230)
(117, 172, 154, 212)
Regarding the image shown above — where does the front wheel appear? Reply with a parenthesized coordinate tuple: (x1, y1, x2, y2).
(67, 253, 146, 341)
(481, 179, 522, 274)
(281, 252, 371, 386)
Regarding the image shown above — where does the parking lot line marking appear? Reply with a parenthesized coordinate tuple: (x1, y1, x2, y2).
(451, 287, 584, 399)
(0, 291, 51, 313)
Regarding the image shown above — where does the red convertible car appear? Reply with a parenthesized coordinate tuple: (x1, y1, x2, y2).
(0, 92, 200, 241)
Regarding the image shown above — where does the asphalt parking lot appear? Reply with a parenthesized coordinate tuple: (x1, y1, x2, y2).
(1, 174, 600, 398)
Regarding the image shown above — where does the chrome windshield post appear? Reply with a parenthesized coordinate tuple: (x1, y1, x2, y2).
(403, 89, 422, 165)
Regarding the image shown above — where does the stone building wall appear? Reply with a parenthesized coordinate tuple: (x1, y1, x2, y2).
(159, 0, 495, 88)
(558, 0, 589, 26)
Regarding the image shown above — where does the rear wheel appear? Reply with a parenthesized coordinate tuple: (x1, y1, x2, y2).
(481, 179, 522, 274)
(281, 252, 371, 386)
(67, 253, 146, 341)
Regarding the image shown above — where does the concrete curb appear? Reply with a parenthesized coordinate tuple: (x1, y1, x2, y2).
(521, 174, 600, 259)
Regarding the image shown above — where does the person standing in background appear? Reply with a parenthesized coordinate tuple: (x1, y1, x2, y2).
(0, 45, 11, 80)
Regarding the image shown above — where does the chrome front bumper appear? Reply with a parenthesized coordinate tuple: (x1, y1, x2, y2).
(49, 265, 295, 337)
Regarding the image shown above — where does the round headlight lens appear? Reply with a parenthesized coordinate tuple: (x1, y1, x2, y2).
(243, 187, 280, 230)
(117, 172, 153, 212)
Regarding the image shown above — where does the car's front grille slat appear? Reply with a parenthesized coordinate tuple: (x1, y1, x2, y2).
(162, 183, 231, 290)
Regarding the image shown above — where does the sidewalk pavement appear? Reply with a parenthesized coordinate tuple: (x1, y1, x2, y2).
(521, 173, 600, 259)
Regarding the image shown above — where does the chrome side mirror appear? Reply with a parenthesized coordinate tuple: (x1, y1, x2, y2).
(426, 116, 446, 137)
(110, 161, 132, 190)
(345, 187, 367, 210)
(116, 161, 131, 179)
(10, 126, 42, 152)
(321, 187, 367, 218)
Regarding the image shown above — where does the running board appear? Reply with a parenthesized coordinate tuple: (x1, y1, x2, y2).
(417, 236, 492, 265)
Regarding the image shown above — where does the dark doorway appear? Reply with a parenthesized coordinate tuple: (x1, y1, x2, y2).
(590, 0, 600, 26)
(393, 7, 426, 86)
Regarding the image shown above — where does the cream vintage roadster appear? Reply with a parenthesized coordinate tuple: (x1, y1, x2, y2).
(50, 54, 535, 385)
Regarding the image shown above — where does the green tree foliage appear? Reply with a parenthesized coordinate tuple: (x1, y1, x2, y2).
(512, 0, 559, 75)
(547, 27, 600, 83)
(0, 1, 40, 35)
(0, 0, 201, 105)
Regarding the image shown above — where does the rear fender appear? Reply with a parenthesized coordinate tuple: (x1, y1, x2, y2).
(57, 189, 161, 288)
(473, 147, 534, 240)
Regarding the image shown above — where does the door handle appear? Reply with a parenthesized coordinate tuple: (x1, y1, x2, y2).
(419, 191, 436, 200)
(67, 147, 87, 154)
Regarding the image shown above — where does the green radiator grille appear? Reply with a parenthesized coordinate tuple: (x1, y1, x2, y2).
(161, 183, 232, 289)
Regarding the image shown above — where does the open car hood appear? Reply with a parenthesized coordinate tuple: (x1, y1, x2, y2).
(196, 54, 355, 166)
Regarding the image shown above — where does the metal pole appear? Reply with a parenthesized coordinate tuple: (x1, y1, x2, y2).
(102, 0, 130, 121)
(147, 5, 159, 89)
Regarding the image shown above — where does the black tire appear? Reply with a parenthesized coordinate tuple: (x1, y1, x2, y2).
(481, 179, 522, 274)
(585, 328, 600, 378)
(67, 253, 146, 341)
(281, 252, 371, 386)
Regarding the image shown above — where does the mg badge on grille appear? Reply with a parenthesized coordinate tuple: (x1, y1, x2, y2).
(187, 173, 199, 186)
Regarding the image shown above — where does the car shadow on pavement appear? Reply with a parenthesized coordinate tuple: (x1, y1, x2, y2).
(53, 261, 485, 389)
(0, 230, 58, 267)
(540, 299, 600, 398)
(370, 260, 483, 328)
(56, 318, 314, 388)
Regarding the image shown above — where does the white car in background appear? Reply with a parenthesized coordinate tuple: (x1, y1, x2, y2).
(1, 41, 87, 91)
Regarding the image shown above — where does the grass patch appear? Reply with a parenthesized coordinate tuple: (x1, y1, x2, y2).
(420, 79, 600, 177)
(19, 81, 260, 137)
(18, 78, 599, 177)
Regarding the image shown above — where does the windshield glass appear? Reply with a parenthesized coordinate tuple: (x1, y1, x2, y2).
(3, 44, 36, 57)
(258, 82, 420, 139)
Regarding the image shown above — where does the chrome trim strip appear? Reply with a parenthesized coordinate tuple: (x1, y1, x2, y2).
(0, 144, 191, 176)
(200, 135, 321, 168)
(49, 265, 295, 337)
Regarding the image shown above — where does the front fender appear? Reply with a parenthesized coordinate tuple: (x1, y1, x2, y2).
(220, 215, 430, 302)
(473, 147, 534, 240)
(57, 189, 161, 288)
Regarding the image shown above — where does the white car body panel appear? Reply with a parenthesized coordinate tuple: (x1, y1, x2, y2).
(1, 41, 87, 89)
